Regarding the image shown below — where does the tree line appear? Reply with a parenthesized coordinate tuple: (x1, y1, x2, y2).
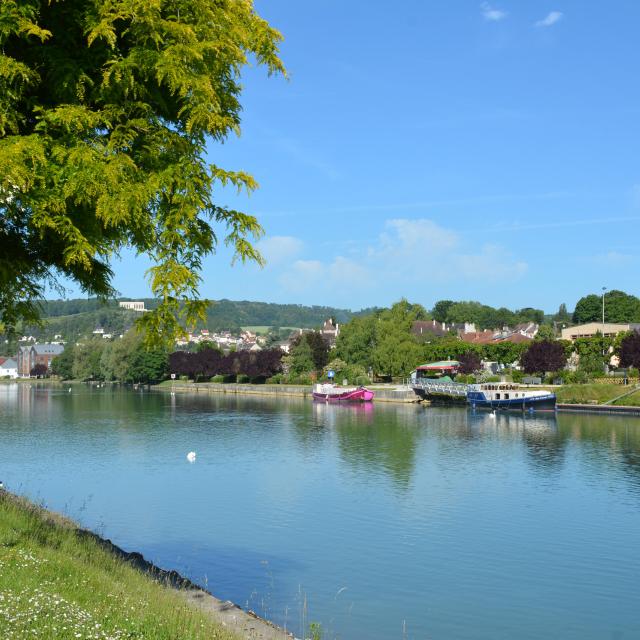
(169, 347, 283, 382)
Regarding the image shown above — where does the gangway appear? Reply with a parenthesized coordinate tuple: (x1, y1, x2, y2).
(412, 379, 471, 399)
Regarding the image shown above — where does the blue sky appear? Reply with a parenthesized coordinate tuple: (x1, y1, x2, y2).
(70, 1, 640, 312)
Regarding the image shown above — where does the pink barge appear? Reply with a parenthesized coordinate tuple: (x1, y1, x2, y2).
(312, 383, 375, 403)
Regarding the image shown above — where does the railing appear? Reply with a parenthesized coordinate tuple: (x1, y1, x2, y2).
(412, 380, 470, 397)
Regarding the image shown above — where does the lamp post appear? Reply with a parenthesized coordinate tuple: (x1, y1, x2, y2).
(602, 286, 607, 372)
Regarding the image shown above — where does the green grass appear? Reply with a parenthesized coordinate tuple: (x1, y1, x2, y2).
(555, 383, 640, 406)
(240, 326, 298, 335)
(0, 492, 239, 640)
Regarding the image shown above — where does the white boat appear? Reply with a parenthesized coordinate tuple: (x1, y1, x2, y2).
(467, 383, 556, 411)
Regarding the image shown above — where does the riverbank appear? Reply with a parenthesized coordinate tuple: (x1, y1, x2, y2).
(154, 380, 419, 403)
(0, 490, 292, 640)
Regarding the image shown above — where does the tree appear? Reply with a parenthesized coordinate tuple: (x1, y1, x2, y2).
(370, 300, 427, 377)
(51, 344, 75, 379)
(431, 300, 454, 323)
(458, 351, 481, 375)
(0, 1, 284, 340)
(30, 363, 48, 377)
(334, 315, 376, 368)
(573, 290, 640, 324)
(290, 331, 329, 371)
(72, 339, 105, 380)
(535, 325, 556, 341)
(520, 340, 567, 374)
(554, 303, 571, 324)
(288, 339, 315, 377)
(572, 294, 602, 324)
(619, 331, 640, 369)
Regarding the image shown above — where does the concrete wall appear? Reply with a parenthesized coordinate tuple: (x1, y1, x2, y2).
(155, 382, 419, 403)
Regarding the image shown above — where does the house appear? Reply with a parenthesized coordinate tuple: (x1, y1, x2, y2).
(515, 322, 539, 339)
(460, 330, 496, 345)
(119, 301, 146, 312)
(320, 318, 340, 346)
(412, 320, 449, 339)
(560, 322, 640, 342)
(0, 357, 18, 379)
(17, 343, 65, 376)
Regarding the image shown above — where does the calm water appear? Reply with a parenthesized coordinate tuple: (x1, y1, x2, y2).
(1, 384, 640, 639)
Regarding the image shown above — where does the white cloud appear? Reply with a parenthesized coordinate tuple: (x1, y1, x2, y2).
(481, 2, 507, 21)
(277, 218, 528, 303)
(257, 235, 303, 266)
(535, 11, 563, 27)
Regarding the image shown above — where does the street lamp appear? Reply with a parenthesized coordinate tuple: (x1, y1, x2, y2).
(602, 286, 607, 372)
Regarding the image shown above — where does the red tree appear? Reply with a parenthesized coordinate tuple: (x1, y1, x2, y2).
(458, 351, 481, 374)
(520, 340, 567, 374)
(619, 331, 640, 369)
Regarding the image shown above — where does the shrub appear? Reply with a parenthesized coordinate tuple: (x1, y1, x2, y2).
(510, 369, 524, 383)
(211, 375, 225, 383)
(266, 373, 283, 385)
(484, 375, 501, 383)
(236, 374, 250, 384)
(354, 375, 370, 386)
(179, 375, 189, 382)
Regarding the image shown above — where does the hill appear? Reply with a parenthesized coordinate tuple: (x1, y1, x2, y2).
(3, 298, 364, 347)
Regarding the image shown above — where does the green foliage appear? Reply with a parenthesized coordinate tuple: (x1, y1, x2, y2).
(334, 315, 376, 368)
(211, 375, 224, 383)
(370, 300, 427, 377)
(0, 0, 284, 342)
(573, 290, 640, 324)
(554, 302, 571, 323)
(431, 300, 454, 322)
(236, 374, 250, 383)
(436, 300, 544, 330)
(289, 338, 315, 377)
(72, 339, 105, 381)
(290, 331, 329, 371)
(50, 344, 75, 379)
(535, 324, 556, 341)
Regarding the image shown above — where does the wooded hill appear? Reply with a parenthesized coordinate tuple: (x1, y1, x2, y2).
(10, 298, 364, 344)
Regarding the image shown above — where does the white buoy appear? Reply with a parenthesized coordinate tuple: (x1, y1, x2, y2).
(186, 451, 196, 463)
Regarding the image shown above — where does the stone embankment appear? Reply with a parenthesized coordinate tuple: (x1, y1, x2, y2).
(155, 382, 419, 403)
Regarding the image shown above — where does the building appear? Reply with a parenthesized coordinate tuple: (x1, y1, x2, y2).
(17, 344, 65, 376)
(514, 322, 539, 339)
(320, 318, 340, 346)
(0, 357, 18, 379)
(561, 322, 640, 342)
(119, 301, 146, 312)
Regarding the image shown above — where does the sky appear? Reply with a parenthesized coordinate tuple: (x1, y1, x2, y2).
(63, 1, 640, 313)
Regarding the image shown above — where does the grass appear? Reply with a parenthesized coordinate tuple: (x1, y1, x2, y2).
(555, 383, 640, 406)
(240, 326, 299, 335)
(0, 492, 239, 640)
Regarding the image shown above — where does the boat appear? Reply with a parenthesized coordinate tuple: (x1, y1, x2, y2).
(312, 383, 374, 403)
(466, 383, 556, 411)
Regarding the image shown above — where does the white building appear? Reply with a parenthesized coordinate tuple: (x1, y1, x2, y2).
(119, 301, 146, 312)
(0, 357, 18, 379)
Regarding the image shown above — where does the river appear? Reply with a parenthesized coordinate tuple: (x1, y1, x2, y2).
(1, 383, 639, 639)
